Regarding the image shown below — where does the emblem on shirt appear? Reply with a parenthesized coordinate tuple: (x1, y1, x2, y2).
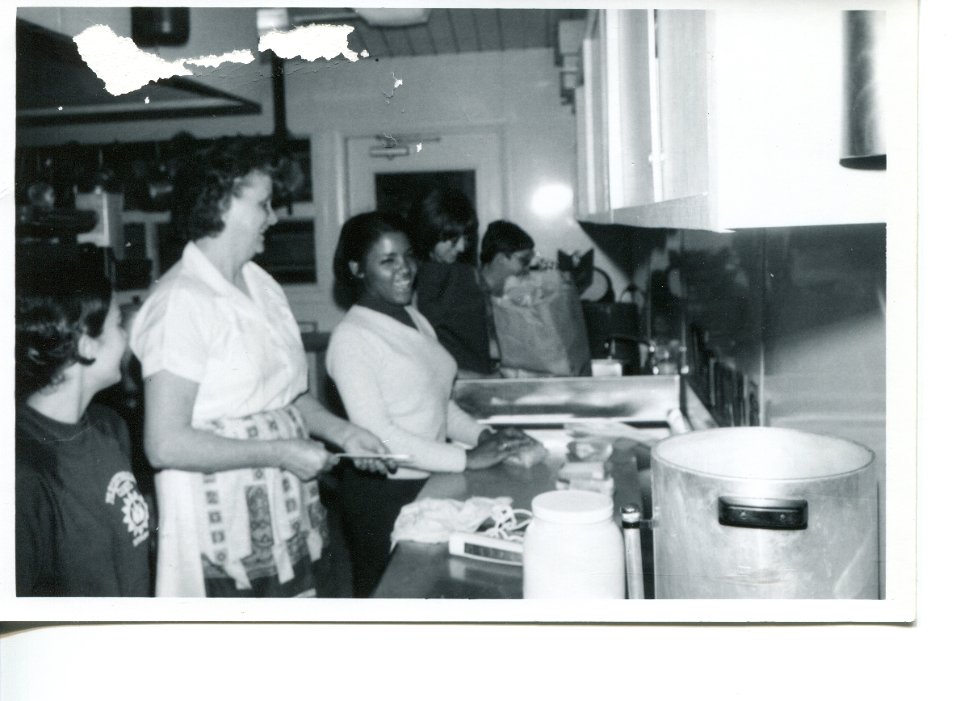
(105, 471, 150, 546)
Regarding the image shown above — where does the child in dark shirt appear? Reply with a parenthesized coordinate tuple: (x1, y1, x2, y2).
(15, 257, 152, 596)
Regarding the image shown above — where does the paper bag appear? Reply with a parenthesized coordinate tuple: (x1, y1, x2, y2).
(492, 270, 592, 376)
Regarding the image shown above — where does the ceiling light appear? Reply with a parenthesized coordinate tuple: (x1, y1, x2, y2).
(354, 9, 431, 27)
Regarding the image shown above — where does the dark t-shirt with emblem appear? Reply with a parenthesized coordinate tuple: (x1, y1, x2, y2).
(16, 402, 152, 596)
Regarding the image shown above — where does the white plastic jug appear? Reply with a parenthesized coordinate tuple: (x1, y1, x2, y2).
(522, 490, 625, 599)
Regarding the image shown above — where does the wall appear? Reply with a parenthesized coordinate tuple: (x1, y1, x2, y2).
(282, 47, 611, 329)
(671, 223, 885, 452)
(760, 223, 886, 493)
(650, 222, 887, 592)
(17, 7, 609, 332)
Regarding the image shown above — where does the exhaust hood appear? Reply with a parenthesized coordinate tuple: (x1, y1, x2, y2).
(17, 19, 261, 127)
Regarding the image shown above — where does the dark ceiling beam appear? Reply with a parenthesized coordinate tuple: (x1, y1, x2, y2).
(443, 9, 460, 53)
(378, 26, 396, 58)
(399, 26, 416, 56)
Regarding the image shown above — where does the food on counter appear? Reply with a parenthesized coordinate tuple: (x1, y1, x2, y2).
(558, 461, 607, 481)
(565, 421, 671, 448)
(566, 438, 613, 463)
(555, 476, 615, 496)
(501, 440, 549, 469)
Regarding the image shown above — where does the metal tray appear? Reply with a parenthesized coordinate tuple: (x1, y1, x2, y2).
(452, 375, 681, 425)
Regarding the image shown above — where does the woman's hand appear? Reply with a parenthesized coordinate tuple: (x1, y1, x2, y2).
(292, 394, 396, 475)
(466, 428, 541, 470)
(479, 427, 532, 453)
(275, 439, 334, 481)
(465, 428, 529, 470)
(339, 426, 398, 475)
(465, 438, 512, 470)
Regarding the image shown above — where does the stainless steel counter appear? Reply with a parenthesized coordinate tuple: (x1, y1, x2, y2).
(372, 438, 657, 599)
(373, 374, 687, 599)
(452, 375, 681, 425)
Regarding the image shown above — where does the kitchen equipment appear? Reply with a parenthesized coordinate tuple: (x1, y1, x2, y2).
(333, 453, 411, 462)
(579, 267, 614, 303)
(648, 338, 684, 375)
(448, 532, 523, 566)
(17, 19, 261, 127)
(581, 302, 642, 373)
(621, 504, 645, 599)
(651, 427, 878, 599)
(665, 408, 691, 435)
(132, 7, 191, 46)
(523, 490, 625, 599)
(453, 375, 681, 425)
(557, 248, 598, 296)
(75, 191, 124, 252)
(841, 10, 885, 169)
(590, 358, 623, 376)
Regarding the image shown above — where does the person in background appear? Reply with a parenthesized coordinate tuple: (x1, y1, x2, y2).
(327, 212, 529, 597)
(129, 137, 392, 598)
(15, 258, 152, 596)
(479, 220, 536, 297)
(408, 188, 496, 378)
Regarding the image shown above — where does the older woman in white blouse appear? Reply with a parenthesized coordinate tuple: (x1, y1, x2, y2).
(130, 138, 391, 598)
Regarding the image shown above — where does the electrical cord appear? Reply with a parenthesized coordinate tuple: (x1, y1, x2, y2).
(480, 503, 533, 543)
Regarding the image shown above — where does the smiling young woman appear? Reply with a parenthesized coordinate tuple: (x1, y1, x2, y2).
(327, 211, 527, 596)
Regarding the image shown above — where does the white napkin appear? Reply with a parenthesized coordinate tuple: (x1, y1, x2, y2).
(390, 496, 513, 550)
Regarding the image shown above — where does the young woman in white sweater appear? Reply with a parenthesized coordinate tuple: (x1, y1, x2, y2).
(327, 212, 526, 596)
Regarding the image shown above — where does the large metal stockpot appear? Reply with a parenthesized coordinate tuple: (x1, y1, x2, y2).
(651, 427, 878, 599)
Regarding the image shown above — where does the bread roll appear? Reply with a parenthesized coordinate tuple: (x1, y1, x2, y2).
(502, 441, 549, 469)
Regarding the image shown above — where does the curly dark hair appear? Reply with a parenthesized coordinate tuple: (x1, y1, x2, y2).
(333, 211, 411, 300)
(16, 257, 112, 399)
(407, 188, 478, 261)
(171, 136, 277, 242)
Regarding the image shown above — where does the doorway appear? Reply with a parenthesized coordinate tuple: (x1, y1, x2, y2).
(346, 131, 504, 261)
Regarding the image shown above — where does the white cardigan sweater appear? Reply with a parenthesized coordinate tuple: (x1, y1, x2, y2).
(326, 305, 485, 478)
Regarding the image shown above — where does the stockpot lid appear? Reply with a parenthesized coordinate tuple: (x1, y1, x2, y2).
(532, 490, 614, 524)
(652, 427, 874, 481)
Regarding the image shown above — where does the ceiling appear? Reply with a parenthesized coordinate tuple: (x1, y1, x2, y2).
(289, 7, 588, 58)
(16, 9, 588, 127)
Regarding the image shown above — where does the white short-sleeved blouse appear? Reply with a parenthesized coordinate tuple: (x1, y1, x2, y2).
(130, 242, 308, 422)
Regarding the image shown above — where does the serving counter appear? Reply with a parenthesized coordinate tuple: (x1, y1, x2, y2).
(372, 435, 660, 599)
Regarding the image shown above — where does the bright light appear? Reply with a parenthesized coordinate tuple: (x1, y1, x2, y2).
(529, 183, 573, 220)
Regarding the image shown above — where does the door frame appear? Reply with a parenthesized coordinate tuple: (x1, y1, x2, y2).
(345, 128, 505, 236)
